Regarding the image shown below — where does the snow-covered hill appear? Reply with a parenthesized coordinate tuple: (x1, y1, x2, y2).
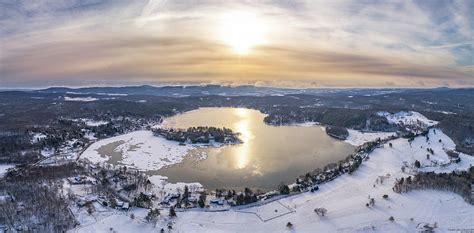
(377, 111, 438, 128)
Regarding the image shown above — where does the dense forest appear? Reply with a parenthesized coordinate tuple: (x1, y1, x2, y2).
(0, 163, 85, 231)
(152, 126, 241, 144)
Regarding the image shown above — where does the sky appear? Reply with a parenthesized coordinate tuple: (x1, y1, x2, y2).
(0, 0, 473, 88)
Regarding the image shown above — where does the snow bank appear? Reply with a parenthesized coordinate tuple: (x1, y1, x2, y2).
(377, 111, 438, 127)
(81, 130, 197, 171)
(64, 96, 98, 102)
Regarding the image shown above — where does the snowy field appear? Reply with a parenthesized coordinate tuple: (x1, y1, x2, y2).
(238, 201, 294, 222)
(148, 175, 203, 196)
(64, 96, 99, 102)
(345, 130, 397, 146)
(81, 130, 196, 171)
(82, 119, 108, 127)
(73, 128, 474, 232)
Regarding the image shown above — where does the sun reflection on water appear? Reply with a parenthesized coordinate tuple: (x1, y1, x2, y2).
(233, 108, 253, 169)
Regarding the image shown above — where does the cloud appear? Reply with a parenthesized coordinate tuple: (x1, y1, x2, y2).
(0, 0, 472, 87)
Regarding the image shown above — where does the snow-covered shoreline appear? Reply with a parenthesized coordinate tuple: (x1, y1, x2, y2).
(73, 127, 474, 232)
(80, 130, 197, 171)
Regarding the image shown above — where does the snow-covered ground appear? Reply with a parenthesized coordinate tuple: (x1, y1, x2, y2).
(81, 130, 196, 171)
(345, 130, 397, 146)
(149, 175, 203, 196)
(0, 164, 15, 177)
(82, 119, 108, 127)
(73, 128, 474, 232)
(41, 147, 55, 157)
(30, 132, 47, 143)
(377, 111, 438, 127)
(405, 129, 473, 173)
(64, 96, 99, 102)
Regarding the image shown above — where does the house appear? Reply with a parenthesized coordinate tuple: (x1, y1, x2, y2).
(209, 198, 221, 204)
(121, 202, 130, 210)
(116, 201, 124, 208)
(188, 196, 197, 203)
(76, 199, 87, 207)
(162, 193, 180, 204)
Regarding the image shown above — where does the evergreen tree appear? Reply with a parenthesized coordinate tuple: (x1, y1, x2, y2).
(414, 160, 421, 168)
(169, 206, 177, 217)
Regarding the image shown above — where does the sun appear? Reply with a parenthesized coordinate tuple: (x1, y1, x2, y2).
(219, 12, 265, 54)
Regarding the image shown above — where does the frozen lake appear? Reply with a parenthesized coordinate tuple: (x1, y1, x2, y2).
(154, 107, 355, 191)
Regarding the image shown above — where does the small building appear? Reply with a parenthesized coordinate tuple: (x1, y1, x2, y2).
(188, 196, 197, 203)
(121, 202, 130, 210)
(76, 199, 87, 207)
(209, 198, 220, 204)
(116, 201, 124, 208)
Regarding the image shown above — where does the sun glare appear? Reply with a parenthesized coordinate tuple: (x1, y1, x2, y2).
(219, 12, 265, 54)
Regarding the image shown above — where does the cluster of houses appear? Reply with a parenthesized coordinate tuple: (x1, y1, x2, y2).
(161, 191, 230, 208)
(75, 194, 130, 211)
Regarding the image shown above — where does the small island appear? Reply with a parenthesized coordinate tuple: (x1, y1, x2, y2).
(325, 125, 349, 140)
(152, 126, 242, 144)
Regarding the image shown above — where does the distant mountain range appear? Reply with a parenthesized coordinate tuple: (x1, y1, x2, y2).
(34, 84, 424, 97)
